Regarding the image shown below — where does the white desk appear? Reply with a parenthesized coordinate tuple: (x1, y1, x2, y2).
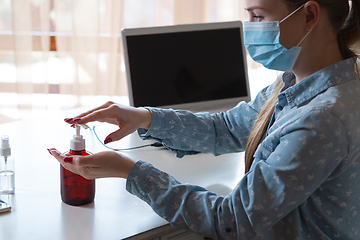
(0, 111, 245, 240)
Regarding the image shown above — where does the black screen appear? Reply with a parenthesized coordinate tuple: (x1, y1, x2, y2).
(126, 28, 247, 107)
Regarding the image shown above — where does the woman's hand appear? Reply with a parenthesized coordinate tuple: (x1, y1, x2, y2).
(48, 148, 136, 179)
(64, 101, 152, 144)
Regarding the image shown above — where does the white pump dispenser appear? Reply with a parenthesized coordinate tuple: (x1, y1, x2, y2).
(0, 135, 11, 159)
(70, 124, 88, 151)
(0, 135, 15, 194)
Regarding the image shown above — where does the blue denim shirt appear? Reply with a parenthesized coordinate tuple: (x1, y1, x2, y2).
(126, 58, 360, 240)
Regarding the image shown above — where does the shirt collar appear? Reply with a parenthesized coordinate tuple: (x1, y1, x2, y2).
(281, 58, 357, 107)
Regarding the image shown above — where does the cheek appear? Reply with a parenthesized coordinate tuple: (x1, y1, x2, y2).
(279, 28, 299, 49)
(279, 19, 306, 49)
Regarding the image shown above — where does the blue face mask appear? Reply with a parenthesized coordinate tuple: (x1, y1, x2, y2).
(243, 4, 312, 72)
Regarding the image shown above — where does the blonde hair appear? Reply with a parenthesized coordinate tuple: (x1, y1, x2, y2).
(244, 79, 283, 173)
(244, 0, 360, 173)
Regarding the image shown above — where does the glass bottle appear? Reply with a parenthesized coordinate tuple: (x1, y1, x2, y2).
(0, 135, 15, 194)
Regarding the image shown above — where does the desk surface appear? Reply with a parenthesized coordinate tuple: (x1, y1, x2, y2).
(0, 110, 244, 240)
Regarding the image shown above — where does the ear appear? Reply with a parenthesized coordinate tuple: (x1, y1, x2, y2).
(303, 1, 320, 31)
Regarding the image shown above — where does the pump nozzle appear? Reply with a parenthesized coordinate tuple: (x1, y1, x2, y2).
(77, 124, 89, 130)
(0, 135, 11, 157)
(70, 124, 87, 151)
(75, 124, 81, 137)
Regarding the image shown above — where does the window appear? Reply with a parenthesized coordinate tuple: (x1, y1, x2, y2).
(0, 0, 277, 123)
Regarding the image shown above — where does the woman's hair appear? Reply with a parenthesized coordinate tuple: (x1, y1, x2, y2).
(244, 0, 360, 173)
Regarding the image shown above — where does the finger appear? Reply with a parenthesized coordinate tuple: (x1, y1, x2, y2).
(48, 148, 72, 167)
(48, 148, 65, 160)
(104, 126, 134, 143)
(75, 101, 114, 119)
(71, 155, 99, 167)
(73, 106, 120, 126)
(64, 101, 115, 124)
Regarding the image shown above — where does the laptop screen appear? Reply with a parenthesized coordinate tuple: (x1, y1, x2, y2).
(121, 21, 250, 112)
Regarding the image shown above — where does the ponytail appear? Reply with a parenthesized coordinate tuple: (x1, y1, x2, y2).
(244, 79, 283, 173)
(337, 0, 360, 59)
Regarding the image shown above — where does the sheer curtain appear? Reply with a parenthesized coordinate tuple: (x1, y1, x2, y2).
(0, 0, 52, 121)
(0, 0, 250, 123)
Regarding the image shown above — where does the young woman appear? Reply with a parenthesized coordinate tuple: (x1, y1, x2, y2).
(49, 0, 360, 239)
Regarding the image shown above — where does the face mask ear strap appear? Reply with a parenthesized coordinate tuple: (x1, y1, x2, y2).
(280, 3, 306, 23)
(297, 28, 313, 46)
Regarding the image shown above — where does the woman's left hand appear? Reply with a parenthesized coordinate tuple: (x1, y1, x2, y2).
(48, 148, 137, 179)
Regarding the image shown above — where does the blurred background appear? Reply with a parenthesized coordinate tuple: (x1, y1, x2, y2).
(0, 0, 279, 123)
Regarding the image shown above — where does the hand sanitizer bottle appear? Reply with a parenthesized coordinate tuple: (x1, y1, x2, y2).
(0, 135, 15, 194)
(61, 124, 95, 205)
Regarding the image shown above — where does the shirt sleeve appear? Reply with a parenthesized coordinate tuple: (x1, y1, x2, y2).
(126, 108, 349, 240)
(138, 81, 277, 158)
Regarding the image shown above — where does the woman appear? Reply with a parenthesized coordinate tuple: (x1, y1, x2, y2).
(49, 0, 360, 239)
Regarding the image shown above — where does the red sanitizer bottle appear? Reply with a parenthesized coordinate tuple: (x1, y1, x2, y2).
(61, 124, 95, 206)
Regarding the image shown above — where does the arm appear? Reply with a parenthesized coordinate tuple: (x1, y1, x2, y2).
(139, 81, 277, 157)
(126, 109, 349, 239)
(63, 80, 276, 155)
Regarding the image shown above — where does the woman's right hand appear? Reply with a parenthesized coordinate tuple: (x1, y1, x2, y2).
(64, 101, 152, 144)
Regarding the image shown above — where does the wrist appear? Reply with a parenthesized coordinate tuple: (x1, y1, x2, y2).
(113, 151, 137, 179)
(137, 107, 152, 129)
(123, 159, 137, 179)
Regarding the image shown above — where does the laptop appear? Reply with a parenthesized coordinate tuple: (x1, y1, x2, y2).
(121, 21, 250, 113)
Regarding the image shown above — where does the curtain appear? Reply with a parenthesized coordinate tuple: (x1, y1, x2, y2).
(0, 0, 246, 123)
